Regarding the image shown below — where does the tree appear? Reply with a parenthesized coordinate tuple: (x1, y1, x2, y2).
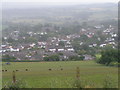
(69, 55, 84, 61)
(43, 54, 60, 61)
(2, 55, 16, 62)
(43, 57, 49, 61)
(59, 41, 65, 46)
(98, 49, 119, 66)
(78, 50, 86, 55)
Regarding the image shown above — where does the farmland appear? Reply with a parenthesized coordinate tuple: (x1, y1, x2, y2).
(2, 60, 118, 88)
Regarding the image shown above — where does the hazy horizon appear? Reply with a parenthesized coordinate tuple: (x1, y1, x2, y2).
(2, 0, 119, 3)
(2, 2, 118, 9)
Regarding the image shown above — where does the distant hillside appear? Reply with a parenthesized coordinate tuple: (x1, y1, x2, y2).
(2, 3, 117, 23)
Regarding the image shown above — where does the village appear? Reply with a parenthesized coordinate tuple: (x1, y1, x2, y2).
(1, 23, 118, 61)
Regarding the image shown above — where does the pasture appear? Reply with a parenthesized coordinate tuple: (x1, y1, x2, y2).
(2, 60, 118, 88)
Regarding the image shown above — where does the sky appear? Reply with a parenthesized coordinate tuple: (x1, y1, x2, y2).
(2, 0, 119, 3)
(2, 0, 119, 9)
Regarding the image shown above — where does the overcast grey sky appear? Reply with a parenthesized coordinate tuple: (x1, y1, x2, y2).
(2, 0, 118, 9)
(2, 0, 119, 3)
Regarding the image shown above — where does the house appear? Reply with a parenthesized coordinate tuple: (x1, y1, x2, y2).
(3, 37, 7, 40)
(93, 44, 97, 47)
(80, 42, 83, 45)
(0, 50, 6, 53)
(83, 55, 94, 60)
(111, 34, 117, 37)
(58, 49, 65, 52)
(100, 44, 106, 47)
(40, 32, 47, 35)
(1, 45, 7, 48)
(66, 41, 71, 44)
(67, 48, 74, 52)
(86, 33, 94, 38)
(28, 32, 34, 36)
(103, 29, 111, 34)
(108, 42, 115, 45)
(49, 49, 56, 52)
(65, 45, 72, 48)
(94, 25, 102, 29)
(105, 38, 114, 42)
(30, 43, 36, 47)
(62, 51, 78, 60)
(10, 48, 20, 52)
(89, 45, 93, 47)
(38, 42, 46, 48)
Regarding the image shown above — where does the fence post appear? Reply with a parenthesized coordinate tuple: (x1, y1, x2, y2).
(12, 71, 16, 83)
(76, 67, 80, 80)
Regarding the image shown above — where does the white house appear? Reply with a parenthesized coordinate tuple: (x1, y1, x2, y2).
(1, 45, 6, 48)
(112, 34, 117, 37)
(30, 43, 36, 47)
(93, 44, 97, 47)
(67, 48, 74, 52)
(109, 42, 115, 45)
(65, 45, 72, 48)
(10, 48, 20, 52)
(58, 49, 64, 52)
(100, 44, 106, 47)
(89, 45, 93, 47)
(49, 49, 56, 52)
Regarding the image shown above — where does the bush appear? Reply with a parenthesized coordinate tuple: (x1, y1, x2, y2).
(109, 62, 120, 67)
(95, 54, 101, 63)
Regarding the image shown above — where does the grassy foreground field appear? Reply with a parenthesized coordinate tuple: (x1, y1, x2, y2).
(2, 60, 118, 88)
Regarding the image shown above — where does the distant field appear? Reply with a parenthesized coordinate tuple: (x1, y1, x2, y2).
(2, 61, 118, 88)
(11, 19, 45, 24)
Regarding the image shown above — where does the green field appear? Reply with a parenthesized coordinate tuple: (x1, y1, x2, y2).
(2, 60, 118, 88)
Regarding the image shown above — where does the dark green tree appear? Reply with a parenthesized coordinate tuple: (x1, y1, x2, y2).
(99, 49, 119, 66)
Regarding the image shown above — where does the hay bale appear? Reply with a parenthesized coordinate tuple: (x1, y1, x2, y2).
(48, 69, 52, 71)
(16, 70, 19, 72)
(61, 68, 63, 70)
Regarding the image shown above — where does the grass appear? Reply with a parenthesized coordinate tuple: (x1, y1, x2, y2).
(0, 62, 2, 89)
(2, 60, 118, 88)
